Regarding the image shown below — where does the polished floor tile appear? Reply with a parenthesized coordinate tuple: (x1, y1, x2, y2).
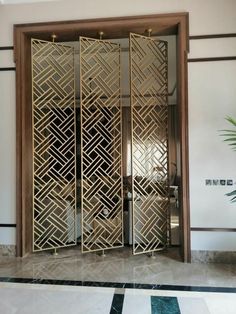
(1, 247, 236, 313)
(124, 288, 236, 314)
(0, 247, 236, 287)
(1, 281, 236, 314)
(151, 296, 180, 314)
(122, 292, 151, 314)
(178, 297, 210, 314)
(0, 283, 115, 314)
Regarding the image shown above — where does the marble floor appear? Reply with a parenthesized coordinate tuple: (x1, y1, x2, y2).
(1, 280, 236, 314)
(0, 247, 236, 287)
(0, 247, 236, 313)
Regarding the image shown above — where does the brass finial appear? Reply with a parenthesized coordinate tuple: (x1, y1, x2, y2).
(147, 28, 152, 37)
(51, 34, 57, 42)
(99, 31, 104, 40)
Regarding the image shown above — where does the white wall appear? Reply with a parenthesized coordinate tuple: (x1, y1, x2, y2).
(189, 51, 236, 251)
(0, 57, 16, 245)
(1, 0, 236, 45)
(0, 0, 236, 250)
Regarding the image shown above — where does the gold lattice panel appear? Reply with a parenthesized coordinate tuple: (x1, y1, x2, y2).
(80, 37, 123, 253)
(32, 39, 76, 252)
(130, 33, 169, 255)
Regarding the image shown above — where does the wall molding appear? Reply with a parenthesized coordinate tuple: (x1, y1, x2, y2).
(188, 56, 236, 63)
(0, 46, 14, 50)
(191, 250, 236, 264)
(0, 245, 16, 257)
(0, 67, 16, 71)
(190, 33, 236, 40)
(0, 224, 16, 228)
(191, 227, 236, 232)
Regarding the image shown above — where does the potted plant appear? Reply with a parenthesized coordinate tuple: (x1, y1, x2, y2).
(220, 116, 236, 202)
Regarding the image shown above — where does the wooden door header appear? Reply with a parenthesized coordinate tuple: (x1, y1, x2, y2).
(14, 12, 189, 46)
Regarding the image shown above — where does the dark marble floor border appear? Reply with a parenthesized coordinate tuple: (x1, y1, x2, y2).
(0, 277, 236, 293)
(110, 293, 124, 314)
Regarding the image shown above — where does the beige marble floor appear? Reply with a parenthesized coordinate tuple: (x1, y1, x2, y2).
(0, 247, 236, 287)
(1, 281, 236, 314)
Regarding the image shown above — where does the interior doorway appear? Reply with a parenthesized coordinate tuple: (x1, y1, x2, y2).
(14, 12, 190, 261)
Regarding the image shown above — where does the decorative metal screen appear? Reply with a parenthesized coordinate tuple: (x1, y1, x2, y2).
(130, 33, 169, 255)
(80, 37, 123, 253)
(32, 39, 76, 252)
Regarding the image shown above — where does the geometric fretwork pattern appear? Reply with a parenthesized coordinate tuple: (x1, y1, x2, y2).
(80, 37, 123, 253)
(32, 39, 76, 252)
(130, 33, 169, 255)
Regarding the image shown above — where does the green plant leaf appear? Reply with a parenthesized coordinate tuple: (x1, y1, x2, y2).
(229, 196, 236, 203)
(226, 116, 236, 126)
(226, 190, 236, 202)
(222, 138, 236, 142)
(220, 116, 236, 152)
(226, 190, 236, 197)
(220, 131, 236, 135)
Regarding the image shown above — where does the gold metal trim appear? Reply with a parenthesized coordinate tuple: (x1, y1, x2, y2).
(147, 28, 152, 37)
(98, 31, 104, 40)
(129, 33, 169, 255)
(31, 39, 76, 252)
(51, 34, 57, 42)
(80, 36, 123, 253)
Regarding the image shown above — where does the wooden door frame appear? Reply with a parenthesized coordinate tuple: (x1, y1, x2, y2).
(14, 12, 190, 261)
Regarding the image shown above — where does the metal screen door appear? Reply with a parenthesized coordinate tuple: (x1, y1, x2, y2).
(32, 39, 76, 252)
(80, 37, 123, 253)
(130, 33, 169, 255)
